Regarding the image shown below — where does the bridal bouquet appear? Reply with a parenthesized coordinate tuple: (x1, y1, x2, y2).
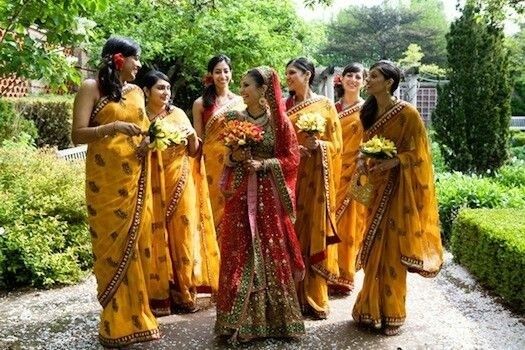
(148, 118, 188, 151)
(219, 120, 264, 148)
(295, 112, 326, 135)
(360, 135, 397, 159)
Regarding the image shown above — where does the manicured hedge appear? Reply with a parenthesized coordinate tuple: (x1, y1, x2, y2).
(451, 209, 525, 312)
(435, 169, 525, 243)
(10, 95, 74, 149)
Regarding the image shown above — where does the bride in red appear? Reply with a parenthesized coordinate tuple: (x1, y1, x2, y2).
(215, 66, 305, 343)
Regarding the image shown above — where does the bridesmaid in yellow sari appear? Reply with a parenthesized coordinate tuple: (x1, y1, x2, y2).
(192, 55, 244, 228)
(72, 37, 159, 347)
(142, 70, 220, 315)
(352, 61, 443, 335)
(330, 63, 367, 296)
(285, 57, 343, 319)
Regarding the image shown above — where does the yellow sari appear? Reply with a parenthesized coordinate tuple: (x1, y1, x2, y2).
(287, 96, 343, 319)
(352, 101, 443, 329)
(202, 97, 245, 228)
(149, 106, 220, 315)
(85, 84, 159, 347)
(331, 102, 366, 294)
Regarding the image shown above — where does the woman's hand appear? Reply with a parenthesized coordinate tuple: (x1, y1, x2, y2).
(293, 269, 305, 283)
(368, 157, 400, 173)
(230, 147, 250, 162)
(115, 121, 143, 136)
(356, 156, 368, 174)
(244, 159, 263, 173)
(299, 145, 311, 158)
(136, 136, 150, 160)
(304, 134, 319, 150)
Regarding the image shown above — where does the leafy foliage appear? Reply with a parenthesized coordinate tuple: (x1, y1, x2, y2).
(318, 1, 448, 67)
(89, 0, 315, 111)
(435, 165, 525, 243)
(451, 208, 525, 312)
(0, 98, 37, 144)
(433, 2, 512, 173)
(0, 0, 105, 93)
(10, 96, 74, 149)
(0, 145, 89, 289)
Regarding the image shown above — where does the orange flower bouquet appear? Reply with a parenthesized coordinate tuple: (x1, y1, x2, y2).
(219, 120, 264, 148)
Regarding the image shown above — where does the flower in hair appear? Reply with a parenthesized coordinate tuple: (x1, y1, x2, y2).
(333, 74, 342, 86)
(202, 73, 214, 87)
(113, 53, 125, 71)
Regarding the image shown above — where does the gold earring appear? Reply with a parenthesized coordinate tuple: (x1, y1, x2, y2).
(258, 96, 267, 107)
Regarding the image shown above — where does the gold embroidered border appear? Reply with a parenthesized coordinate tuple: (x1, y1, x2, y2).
(338, 102, 363, 120)
(365, 100, 407, 139)
(401, 255, 441, 278)
(165, 156, 190, 223)
(312, 263, 352, 288)
(285, 96, 326, 116)
(267, 158, 296, 223)
(357, 171, 397, 268)
(97, 159, 147, 307)
(319, 142, 340, 243)
(352, 310, 406, 328)
(98, 328, 160, 348)
(204, 97, 243, 137)
(335, 196, 351, 221)
(90, 84, 138, 125)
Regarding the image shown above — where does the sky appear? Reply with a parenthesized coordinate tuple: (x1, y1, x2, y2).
(294, 0, 521, 34)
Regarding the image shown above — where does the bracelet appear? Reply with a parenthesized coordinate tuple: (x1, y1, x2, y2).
(228, 153, 236, 164)
(110, 121, 118, 136)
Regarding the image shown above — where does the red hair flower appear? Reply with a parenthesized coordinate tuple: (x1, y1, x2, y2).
(202, 73, 214, 87)
(112, 53, 125, 71)
(333, 74, 342, 86)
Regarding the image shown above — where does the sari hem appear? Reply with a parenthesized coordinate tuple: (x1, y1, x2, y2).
(98, 328, 160, 348)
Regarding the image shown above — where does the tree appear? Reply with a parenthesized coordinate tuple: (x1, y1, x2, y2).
(317, 1, 448, 67)
(508, 24, 525, 115)
(0, 0, 106, 93)
(89, 0, 316, 111)
(432, 1, 512, 173)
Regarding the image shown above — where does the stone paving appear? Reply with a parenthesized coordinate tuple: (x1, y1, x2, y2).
(1, 252, 524, 349)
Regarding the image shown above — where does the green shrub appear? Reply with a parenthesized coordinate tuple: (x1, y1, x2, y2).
(510, 145, 525, 160)
(509, 130, 525, 147)
(451, 209, 525, 312)
(11, 95, 74, 149)
(0, 98, 38, 144)
(436, 171, 525, 243)
(494, 160, 525, 188)
(0, 145, 90, 289)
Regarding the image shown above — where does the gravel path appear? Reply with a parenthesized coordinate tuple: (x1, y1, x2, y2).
(1, 252, 523, 349)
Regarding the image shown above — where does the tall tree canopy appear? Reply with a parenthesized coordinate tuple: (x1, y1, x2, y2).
(89, 0, 316, 110)
(433, 0, 512, 173)
(318, 0, 448, 67)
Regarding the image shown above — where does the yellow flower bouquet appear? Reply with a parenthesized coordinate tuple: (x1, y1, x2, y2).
(360, 135, 397, 159)
(148, 118, 188, 151)
(295, 112, 326, 135)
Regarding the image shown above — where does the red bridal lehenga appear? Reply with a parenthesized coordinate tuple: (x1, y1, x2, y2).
(214, 67, 305, 342)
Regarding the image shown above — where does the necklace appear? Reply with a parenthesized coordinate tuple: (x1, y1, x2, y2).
(146, 106, 168, 121)
(244, 109, 269, 126)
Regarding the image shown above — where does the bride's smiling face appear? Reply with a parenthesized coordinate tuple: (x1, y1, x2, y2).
(240, 74, 261, 109)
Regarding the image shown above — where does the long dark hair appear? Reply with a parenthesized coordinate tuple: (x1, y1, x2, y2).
(360, 60, 401, 130)
(203, 54, 232, 108)
(335, 62, 367, 99)
(286, 57, 315, 96)
(98, 36, 141, 102)
(141, 70, 171, 112)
